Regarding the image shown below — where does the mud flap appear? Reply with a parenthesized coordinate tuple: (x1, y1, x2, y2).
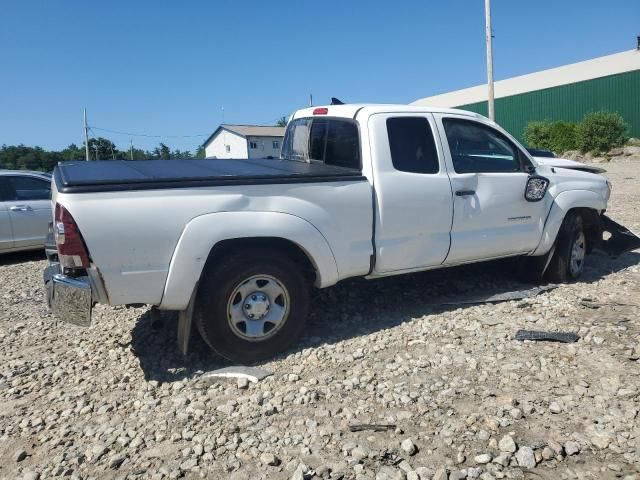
(177, 284, 197, 355)
(599, 215, 640, 257)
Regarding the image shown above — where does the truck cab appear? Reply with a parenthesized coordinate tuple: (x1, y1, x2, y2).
(286, 105, 609, 275)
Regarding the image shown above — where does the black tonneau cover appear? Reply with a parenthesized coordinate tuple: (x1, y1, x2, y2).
(54, 158, 365, 193)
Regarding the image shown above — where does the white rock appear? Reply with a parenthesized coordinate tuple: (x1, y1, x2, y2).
(401, 438, 418, 456)
(260, 452, 280, 466)
(498, 434, 517, 453)
(564, 441, 580, 455)
(515, 446, 536, 468)
(548, 401, 562, 413)
(474, 453, 492, 464)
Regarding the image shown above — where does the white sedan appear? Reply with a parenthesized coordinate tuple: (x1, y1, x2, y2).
(0, 170, 52, 254)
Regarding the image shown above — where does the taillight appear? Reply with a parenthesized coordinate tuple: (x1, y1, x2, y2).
(54, 203, 90, 269)
(313, 107, 328, 115)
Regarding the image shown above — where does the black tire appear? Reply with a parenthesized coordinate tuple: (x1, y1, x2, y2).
(194, 250, 310, 363)
(546, 212, 586, 283)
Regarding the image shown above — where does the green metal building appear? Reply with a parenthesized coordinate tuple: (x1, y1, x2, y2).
(412, 49, 640, 143)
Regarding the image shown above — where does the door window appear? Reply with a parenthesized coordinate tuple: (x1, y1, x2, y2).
(6, 176, 51, 201)
(387, 117, 439, 174)
(443, 118, 523, 173)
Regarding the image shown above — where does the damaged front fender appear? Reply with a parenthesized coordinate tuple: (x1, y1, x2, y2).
(599, 215, 640, 257)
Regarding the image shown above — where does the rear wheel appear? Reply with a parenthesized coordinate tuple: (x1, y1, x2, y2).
(195, 250, 310, 363)
(546, 212, 586, 283)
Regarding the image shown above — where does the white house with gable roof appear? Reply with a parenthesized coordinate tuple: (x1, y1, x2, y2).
(203, 124, 285, 159)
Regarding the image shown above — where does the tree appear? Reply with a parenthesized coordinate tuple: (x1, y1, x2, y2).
(87, 137, 119, 160)
(60, 143, 86, 161)
(151, 143, 171, 160)
(0, 138, 202, 171)
(276, 116, 288, 127)
(171, 149, 193, 159)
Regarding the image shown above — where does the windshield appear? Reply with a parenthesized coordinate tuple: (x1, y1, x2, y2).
(281, 117, 360, 170)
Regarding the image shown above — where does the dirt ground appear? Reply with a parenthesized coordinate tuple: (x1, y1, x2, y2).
(1, 161, 639, 480)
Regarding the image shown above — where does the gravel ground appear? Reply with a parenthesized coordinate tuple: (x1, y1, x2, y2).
(1, 162, 639, 480)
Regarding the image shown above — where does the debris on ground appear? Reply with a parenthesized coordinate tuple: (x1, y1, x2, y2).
(599, 214, 640, 257)
(201, 365, 273, 383)
(438, 284, 556, 305)
(349, 424, 397, 432)
(515, 329, 580, 343)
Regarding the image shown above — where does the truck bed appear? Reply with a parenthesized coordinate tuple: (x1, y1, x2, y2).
(54, 158, 364, 193)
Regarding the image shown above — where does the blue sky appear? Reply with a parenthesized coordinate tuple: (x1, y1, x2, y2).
(1, 0, 638, 152)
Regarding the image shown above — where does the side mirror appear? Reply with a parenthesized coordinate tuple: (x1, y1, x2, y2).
(524, 175, 549, 202)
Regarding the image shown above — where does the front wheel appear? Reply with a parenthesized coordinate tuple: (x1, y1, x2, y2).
(546, 212, 586, 283)
(194, 251, 310, 363)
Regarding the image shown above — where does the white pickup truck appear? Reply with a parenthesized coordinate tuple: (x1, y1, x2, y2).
(44, 104, 636, 363)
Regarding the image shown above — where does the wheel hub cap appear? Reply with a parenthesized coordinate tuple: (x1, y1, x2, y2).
(243, 292, 270, 319)
(227, 275, 290, 342)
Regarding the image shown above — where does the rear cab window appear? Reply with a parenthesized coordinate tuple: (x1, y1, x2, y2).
(281, 118, 360, 170)
(386, 117, 439, 174)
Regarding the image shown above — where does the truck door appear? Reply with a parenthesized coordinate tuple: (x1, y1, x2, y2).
(369, 113, 454, 273)
(434, 114, 552, 264)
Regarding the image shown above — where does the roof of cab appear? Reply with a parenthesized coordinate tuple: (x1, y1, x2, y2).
(291, 104, 487, 121)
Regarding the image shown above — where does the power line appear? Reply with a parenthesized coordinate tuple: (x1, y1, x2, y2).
(87, 115, 288, 144)
(89, 125, 210, 139)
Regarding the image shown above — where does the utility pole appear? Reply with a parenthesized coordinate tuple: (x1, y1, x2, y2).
(130, 139, 134, 161)
(485, 0, 495, 121)
(93, 145, 99, 161)
(84, 108, 90, 161)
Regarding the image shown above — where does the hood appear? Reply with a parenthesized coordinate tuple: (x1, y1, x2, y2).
(533, 156, 606, 174)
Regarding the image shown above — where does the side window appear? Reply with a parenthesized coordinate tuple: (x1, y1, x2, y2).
(7, 176, 51, 201)
(443, 118, 521, 173)
(281, 118, 311, 161)
(387, 117, 439, 174)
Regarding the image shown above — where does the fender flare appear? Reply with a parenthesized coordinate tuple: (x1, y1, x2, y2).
(159, 211, 339, 310)
(532, 189, 606, 256)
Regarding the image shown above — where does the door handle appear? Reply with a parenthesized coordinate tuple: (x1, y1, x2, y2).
(9, 205, 33, 212)
(455, 190, 475, 197)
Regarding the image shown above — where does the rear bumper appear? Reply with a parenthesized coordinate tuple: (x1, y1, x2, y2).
(43, 262, 93, 327)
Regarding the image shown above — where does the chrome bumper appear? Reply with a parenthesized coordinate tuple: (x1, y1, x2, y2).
(43, 263, 93, 327)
